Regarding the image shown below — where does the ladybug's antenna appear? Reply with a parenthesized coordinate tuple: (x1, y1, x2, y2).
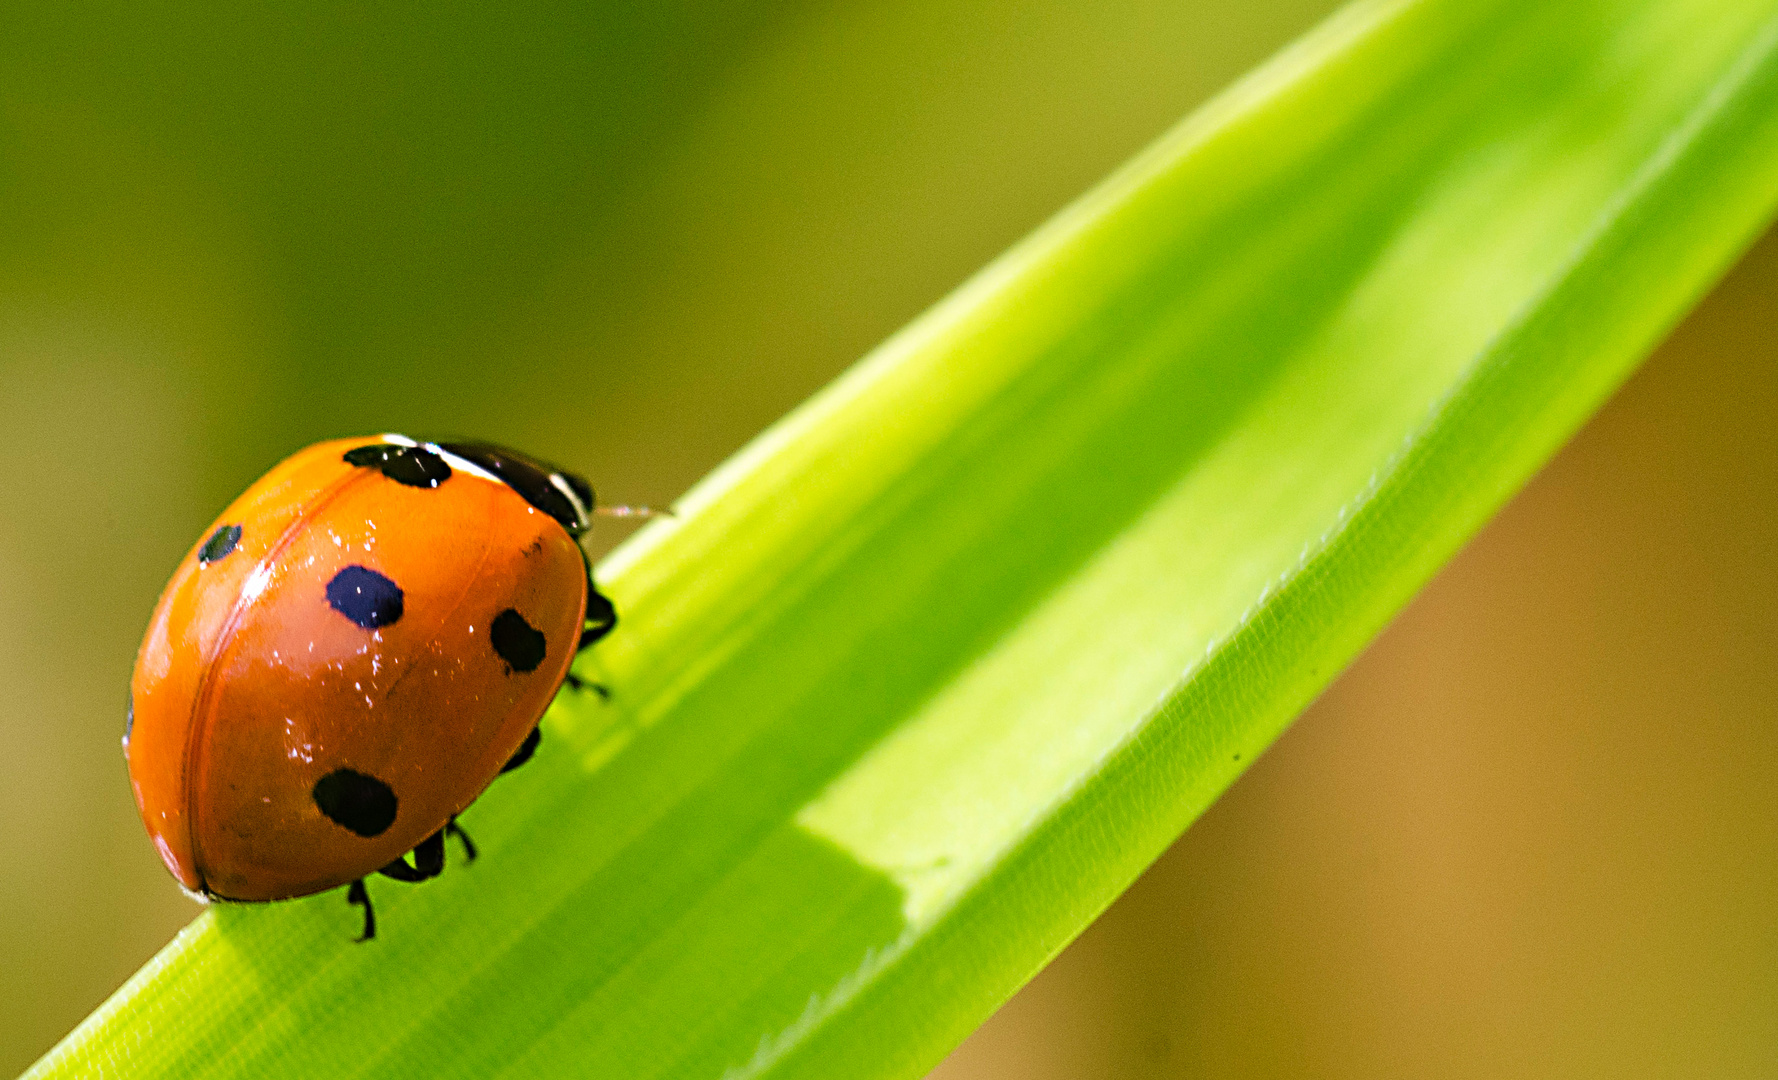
(594, 504, 673, 520)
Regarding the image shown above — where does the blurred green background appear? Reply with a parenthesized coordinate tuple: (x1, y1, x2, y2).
(1, 0, 1773, 1075)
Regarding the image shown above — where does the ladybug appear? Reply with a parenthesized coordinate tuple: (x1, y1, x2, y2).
(126, 434, 634, 940)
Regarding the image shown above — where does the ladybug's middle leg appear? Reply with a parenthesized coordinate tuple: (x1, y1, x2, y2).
(501, 725, 541, 774)
(561, 672, 611, 700)
(578, 574, 616, 651)
(445, 815, 478, 861)
(565, 568, 616, 698)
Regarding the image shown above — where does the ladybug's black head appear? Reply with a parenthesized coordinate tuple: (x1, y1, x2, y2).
(429, 440, 594, 537)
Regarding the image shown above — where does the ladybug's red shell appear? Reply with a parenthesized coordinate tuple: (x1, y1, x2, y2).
(128, 437, 587, 901)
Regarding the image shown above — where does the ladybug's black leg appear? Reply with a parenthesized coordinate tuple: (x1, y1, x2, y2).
(578, 575, 616, 651)
(501, 725, 541, 774)
(348, 879, 376, 942)
(565, 567, 616, 698)
(377, 852, 425, 882)
(562, 672, 611, 700)
(412, 828, 446, 877)
(378, 829, 446, 883)
(446, 816, 477, 862)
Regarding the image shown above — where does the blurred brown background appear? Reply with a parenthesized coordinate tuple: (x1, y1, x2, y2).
(2, 0, 1773, 1074)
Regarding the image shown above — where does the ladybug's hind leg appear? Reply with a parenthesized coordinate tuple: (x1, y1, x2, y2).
(377, 828, 446, 883)
(350, 824, 472, 940)
(348, 879, 376, 942)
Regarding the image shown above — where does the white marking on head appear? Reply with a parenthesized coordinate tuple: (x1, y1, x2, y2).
(426, 444, 502, 484)
(549, 472, 590, 529)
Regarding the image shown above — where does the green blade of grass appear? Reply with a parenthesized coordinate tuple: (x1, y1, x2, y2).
(28, 0, 1778, 1077)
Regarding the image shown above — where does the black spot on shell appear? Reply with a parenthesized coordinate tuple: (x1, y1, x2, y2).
(313, 768, 398, 837)
(490, 608, 547, 673)
(198, 524, 242, 564)
(344, 443, 452, 488)
(327, 566, 404, 628)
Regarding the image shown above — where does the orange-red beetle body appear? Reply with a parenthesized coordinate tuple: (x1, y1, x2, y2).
(126, 435, 614, 935)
